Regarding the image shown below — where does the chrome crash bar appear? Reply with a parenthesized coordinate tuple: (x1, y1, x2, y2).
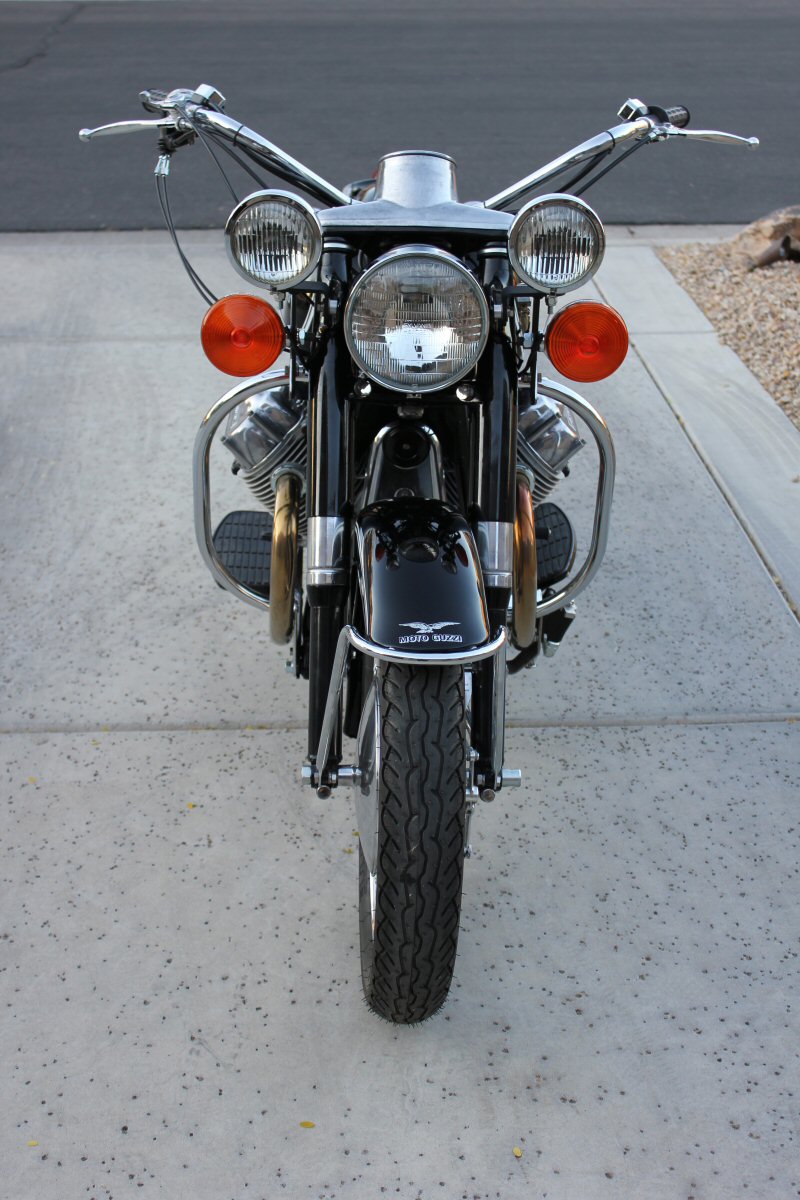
(535, 378, 616, 619)
(193, 368, 292, 613)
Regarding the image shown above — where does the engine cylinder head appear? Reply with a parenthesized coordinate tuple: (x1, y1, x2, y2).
(517, 389, 584, 503)
(221, 371, 308, 538)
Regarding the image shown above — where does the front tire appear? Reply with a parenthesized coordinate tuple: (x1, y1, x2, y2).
(358, 662, 467, 1023)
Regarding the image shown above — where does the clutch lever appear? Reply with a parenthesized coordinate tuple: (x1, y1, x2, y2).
(79, 117, 186, 141)
(139, 88, 169, 114)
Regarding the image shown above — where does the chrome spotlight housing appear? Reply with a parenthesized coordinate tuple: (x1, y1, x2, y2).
(344, 246, 490, 394)
(226, 189, 323, 289)
(509, 194, 605, 294)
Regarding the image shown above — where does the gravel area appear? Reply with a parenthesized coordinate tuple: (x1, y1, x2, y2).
(658, 217, 800, 432)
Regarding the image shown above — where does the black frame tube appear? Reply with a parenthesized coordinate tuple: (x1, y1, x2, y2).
(309, 336, 351, 519)
(474, 336, 518, 526)
(470, 261, 518, 787)
(306, 250, 353, 767)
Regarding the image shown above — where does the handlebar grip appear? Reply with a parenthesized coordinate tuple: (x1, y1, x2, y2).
(648, 103, 691, 128)
(664, 105, 690, 128)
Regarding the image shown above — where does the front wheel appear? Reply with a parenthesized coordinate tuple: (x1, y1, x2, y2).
(357, 662, 467, 1023)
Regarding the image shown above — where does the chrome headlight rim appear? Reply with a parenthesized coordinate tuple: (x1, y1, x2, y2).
(225, 188, 323, 290)
(344, 244, 490, 395)
(508, 193, 605, 295)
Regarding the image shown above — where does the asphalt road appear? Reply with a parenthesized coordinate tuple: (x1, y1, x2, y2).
(0, 0, 796, 230)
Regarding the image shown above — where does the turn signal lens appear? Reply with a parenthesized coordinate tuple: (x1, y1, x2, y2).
(545, 301, 628, 382)
(201, 295, 284, 377)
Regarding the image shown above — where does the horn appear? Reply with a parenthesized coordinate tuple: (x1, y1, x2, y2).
(270, 471, 301, 643)
(512, 472, 537, 648)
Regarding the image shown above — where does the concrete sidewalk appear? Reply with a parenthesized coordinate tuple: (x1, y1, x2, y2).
(1, 230, 799, 1199)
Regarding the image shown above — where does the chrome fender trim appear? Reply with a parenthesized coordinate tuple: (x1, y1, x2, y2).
(313, 625, 508, 788)
(535, 378, 616, 618)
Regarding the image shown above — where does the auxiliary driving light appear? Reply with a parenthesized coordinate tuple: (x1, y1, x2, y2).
(226, 190, 323, 289)
(201, 294, 284, 377)
(544, 301, 628, 382)
(509, 194, 605, 293)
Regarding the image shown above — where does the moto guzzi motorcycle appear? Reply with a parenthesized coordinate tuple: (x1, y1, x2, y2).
(80, 89, 757, 1023)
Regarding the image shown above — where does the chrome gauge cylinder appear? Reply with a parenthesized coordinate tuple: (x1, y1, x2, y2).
(373, 150, 458, 206)
(517, 389, 585, 503)
(221, 371, 308, 538)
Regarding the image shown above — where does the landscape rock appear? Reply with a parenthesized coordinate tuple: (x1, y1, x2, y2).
(728, 206, 800, 263)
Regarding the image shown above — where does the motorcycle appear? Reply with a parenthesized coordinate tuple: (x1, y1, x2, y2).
(80, 89, 757, 1023)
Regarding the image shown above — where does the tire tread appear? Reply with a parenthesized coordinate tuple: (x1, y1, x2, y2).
(361, 663, 466, 1023)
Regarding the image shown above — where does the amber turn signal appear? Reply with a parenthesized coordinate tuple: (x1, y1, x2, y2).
(200, 294, 284, 377)
(545, 301, 628, 383)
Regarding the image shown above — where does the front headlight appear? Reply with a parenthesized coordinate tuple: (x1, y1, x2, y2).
(509, 194, 605, 294)
(345, 247, 489, 393)
(226, 190, 322, 289)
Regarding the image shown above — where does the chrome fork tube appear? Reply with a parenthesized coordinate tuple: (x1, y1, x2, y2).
(491, 635, 508, 783)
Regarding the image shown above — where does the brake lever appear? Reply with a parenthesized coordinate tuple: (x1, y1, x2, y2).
(655, 124, 759, 149)
(79, 117, 186, 141)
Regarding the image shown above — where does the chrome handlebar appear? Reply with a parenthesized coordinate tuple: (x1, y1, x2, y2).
(484, 118, 653, 210)
(78, 83, 352, 209)
(484, 110, 760, 211)
(190, 108, 352, 208)
(79, 84, 759, 214)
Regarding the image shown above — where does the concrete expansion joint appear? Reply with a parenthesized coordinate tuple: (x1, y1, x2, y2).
(594, 247, 800, 622)
(628, 330, 720, 338)
(0, 722, 309, 736)
(0, 335, 194, 345)
(629, 346, 800, 625)
(506, 712, 800, 731)
(1, 713, 798, 737)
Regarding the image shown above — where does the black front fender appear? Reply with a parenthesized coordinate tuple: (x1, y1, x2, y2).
(356, 499, 490, 653)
